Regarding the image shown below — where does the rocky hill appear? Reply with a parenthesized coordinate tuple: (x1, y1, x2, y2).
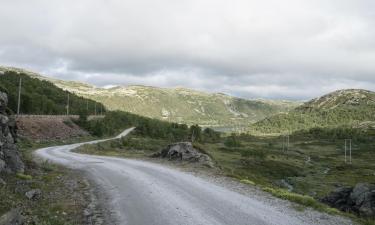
(250, 89, 375, 134)
(0, 66, 299, 129)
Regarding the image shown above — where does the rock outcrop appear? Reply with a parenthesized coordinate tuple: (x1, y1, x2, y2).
(152, 142, 213, 167)
(322, 183, 375, 218)
(0, 91, 24, 173)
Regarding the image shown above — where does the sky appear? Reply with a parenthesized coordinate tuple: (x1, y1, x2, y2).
(0, 0, 374, 100)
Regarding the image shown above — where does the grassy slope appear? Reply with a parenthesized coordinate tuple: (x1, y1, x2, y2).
(0, 136, 97, 224)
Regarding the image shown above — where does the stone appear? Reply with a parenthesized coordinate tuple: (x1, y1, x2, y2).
(153, 142, 214, 167)
(322, 183, 375, 218)
(321, 187, 353, 211)
(0, 92, 8, 113)
(25, 189, 42, 200)
(350, 183, 375, 217)
(0, 208, 24, 225)
(0, 92, 24, 174)
(2, 143, 24, 173)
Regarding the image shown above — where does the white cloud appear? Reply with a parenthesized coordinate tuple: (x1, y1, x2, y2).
(0, 0, 374, 99)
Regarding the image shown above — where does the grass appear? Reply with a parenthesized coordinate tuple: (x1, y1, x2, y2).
(0, 137, 95, 224)
(16, 173, 33, 180)
(262, 187, 340, 214)
(240, 179, 256, 186)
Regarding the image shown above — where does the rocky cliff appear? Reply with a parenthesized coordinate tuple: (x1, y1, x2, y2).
(0, 91, 24, 173)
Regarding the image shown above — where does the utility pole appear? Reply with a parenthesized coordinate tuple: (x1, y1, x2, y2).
(94, 102, 97, 116)
(344, 139, 352, 164)
(86, 99, 89, 112)
(17, 77, 22, 115)
(66, 93, 70, 115)
(349, 139, 352, 164)
(344, 139, 347, 163)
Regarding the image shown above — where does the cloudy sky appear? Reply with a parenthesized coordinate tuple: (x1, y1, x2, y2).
(0, 0, 374, 100)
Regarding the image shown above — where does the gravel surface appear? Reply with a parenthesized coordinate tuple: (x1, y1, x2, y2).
(34, 128, 354, 225)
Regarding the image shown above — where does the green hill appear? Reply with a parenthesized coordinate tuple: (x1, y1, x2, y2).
(250, 89, 375, 134)
(0, 68, 105, 115)
(0, 66, 299, 129)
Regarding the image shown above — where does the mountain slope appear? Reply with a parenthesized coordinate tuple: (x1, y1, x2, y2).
(250, 89, 375, 134)
(0, 67, 105, 115)
(1, 66, 299, 128)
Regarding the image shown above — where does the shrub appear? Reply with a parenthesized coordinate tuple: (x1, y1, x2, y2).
(240, 179, 256, 186)
(16, 173, 32, 180)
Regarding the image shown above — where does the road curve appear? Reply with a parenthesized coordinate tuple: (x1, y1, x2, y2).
(34, 128, 345, 225)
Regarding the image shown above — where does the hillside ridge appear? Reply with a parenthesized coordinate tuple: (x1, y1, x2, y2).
(1, 66, 299, 129)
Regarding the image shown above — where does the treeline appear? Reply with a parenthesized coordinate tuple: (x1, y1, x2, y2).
(0, 71, 105, 115)
(293, 126, 375, 143)
(250, 108, 375, 134)
(76, 111, 221, 142)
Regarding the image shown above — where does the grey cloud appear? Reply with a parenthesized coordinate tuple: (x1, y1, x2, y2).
(0, 0, 374, 100)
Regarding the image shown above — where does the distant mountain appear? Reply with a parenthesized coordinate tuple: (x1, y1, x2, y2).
(250, 89, 375, 134)
(0, 67, 105, 115)
(0, 66, 299, 128)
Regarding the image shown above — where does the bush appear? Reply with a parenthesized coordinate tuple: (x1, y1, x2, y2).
(16, 173, 33, 180)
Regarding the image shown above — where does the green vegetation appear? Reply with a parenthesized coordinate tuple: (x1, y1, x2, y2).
(76, 110, 221, 143)
(0, 70, 105, 115)
(250, 89, 375, 134)
(262, 187, 340, 214)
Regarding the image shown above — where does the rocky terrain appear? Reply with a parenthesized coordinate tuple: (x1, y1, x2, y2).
(16, 116, 89, 142)
(322, 183, 375, 218)
(0, 91, 24, 174)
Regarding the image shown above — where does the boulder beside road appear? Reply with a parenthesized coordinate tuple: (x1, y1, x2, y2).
(152, 142, 214, 167)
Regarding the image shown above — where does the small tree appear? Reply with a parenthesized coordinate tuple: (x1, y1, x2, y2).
(190, 124, 202, 142)
(224, 133, 241, 147)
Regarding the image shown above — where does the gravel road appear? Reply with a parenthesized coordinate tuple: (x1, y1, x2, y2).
(34, 128, 353, 225)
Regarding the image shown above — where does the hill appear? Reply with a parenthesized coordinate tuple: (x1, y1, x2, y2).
(250, 89, 375, 134)
(0, 67, 105, 115)
(0, 66, 299, 129)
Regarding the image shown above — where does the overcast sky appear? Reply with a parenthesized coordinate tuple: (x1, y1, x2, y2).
(0, 0, 374, 100)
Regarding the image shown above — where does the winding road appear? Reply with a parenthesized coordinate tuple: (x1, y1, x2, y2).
(34, 128, 350, 225)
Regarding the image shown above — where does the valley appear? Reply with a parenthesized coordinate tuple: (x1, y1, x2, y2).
(1, 67, 375, 225)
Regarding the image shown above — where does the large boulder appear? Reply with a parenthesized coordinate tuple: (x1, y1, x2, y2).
(0, 92, 24, 174)
(322, 183, 375, 218)
(153, 142, 213, 167)
(350, 183, 375, 217)
(321, 187, 353, 211)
